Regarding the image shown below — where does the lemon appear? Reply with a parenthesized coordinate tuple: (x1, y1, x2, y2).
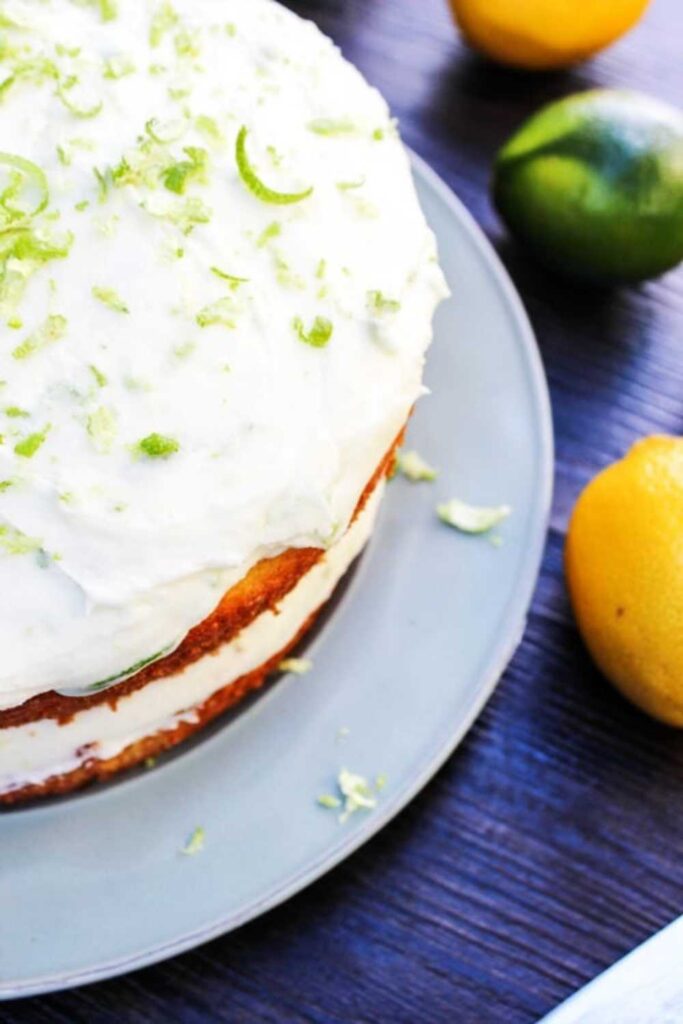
(565, 436, 683, 726)
(448, 0, 650, 70)
(492, 90, 683, 284)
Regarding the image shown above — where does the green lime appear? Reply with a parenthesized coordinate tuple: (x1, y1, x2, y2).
(492, 89, 683, 284)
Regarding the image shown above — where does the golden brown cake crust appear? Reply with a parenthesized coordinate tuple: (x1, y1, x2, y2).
(0, 609, 319, 806)
(0, 431, 403, 804)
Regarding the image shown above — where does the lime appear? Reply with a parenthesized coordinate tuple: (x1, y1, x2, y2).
(492, 90, 683, 283)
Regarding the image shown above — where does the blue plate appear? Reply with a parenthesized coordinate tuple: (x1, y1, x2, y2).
(0, 154, 553, 999)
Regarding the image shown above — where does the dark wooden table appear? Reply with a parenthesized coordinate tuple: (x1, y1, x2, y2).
(5, 2, 683, 1021)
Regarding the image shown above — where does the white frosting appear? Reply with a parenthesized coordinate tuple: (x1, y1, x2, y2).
(0, 481, 382, 796)
(0, 0, 447, 708)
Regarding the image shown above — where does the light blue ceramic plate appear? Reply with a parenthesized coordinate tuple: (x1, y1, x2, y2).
(0, 154, 553, 999)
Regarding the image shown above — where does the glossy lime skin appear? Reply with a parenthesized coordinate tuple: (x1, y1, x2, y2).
(493, 90, 683, 283)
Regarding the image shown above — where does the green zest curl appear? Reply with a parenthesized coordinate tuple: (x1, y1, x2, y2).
(0, 154, 71, 323)
(210, 267, 249, 287)
(57, 78, 103, 119)
(235, 126, 313, 206)
(292, 315, 333, 349)
(85, 645, 174, 693)
(0, 153, 49, 224)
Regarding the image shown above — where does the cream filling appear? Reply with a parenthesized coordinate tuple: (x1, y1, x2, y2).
(0, 483, 383, 796)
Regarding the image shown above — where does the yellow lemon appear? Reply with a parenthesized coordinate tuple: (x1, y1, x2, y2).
(449, 0, 651, 70)
(565, 436, 683, 725)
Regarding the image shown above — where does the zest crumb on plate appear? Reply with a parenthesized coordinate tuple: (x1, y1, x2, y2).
(318, 768, 386, 824)
(278, 657, 313, 675)
(437, 498, 511, 534)
(395, 449, 438, 482)
(181, 826, 205, 856)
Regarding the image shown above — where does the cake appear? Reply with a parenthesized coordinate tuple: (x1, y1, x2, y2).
(0, 0, 447, 803)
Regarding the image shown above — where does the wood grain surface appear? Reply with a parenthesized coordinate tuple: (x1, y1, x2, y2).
(4, 1, 683, 1021)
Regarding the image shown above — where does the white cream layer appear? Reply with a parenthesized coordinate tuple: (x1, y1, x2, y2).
(0, 481, 382, 796)
(0, 0, 447, 706)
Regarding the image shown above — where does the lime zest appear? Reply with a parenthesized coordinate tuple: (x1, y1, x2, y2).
(162, 146, 207, 195)
(292, 315, 333, 349)
(12, 315, 68, 360)
(14, 424, 50, 458)
(256, 220, 281, 248)
(85, 644, 174, 693)
(437, 498, 511, 534)
(307, 117, 357, 137)
(57, 77, 103, 119)
(0, 153, 49, 222)
(339, 769, 378, 824)
(174, 27, 201, 60)
(92, 285, 129, 313)
(195, 114, 223, 144)
(181, 826, 205, 856)
(0, 231, 72, 325)
(87, 406, 117, 453)
(368, 290, 400, 314)
(142, 195, 212, 234)
(395, 449, 438, 482)
(336, 178, 365, 191)
(89, 364, 107, 387)
(93, 166, 111, 201)
(0, 57, 59, 103)
(98, 0, 118, 21)
(196, 297, 236, 329)
(210, 266, 249, 287)
(103, 55, 135, 80)
(278, 657, 313, 675)
(318, 768, 385, 822)
(4, 406, 29, 418)
(150, 2, 179, 47)
(235, 126, 313, 205)
(56, 44, 82, 59)
(77, 0, 118, 21)
(136, 432, 180, 459)
(0, 524, 42, 555)
(145, 116, 186, 145)
(317, 794, 341, 809)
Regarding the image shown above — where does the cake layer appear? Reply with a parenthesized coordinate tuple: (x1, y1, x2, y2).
(0, 433, 397, 726)
(0, 0, 447, 707)
(0, 481, 383, 803)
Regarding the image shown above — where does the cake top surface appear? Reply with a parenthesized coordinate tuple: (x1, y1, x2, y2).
(0, 0, 446, 706)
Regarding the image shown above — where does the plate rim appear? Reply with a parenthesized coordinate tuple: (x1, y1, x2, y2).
(1, 149, 554, 1000)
